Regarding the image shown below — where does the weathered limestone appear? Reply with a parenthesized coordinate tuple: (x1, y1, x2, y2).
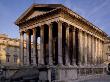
(94, 38, 97, 65)
(65, 26, 70, 66)
(84, 32, 88, 66)
(48, 23, 53, 65)
(82, 31, 85, 65)
(72, 28, 76, 66)
(87, 34, 89, 65)
(57, 21, 63, 65)
(40, 25, 44, 65)
(78, 30, 83, 66)
(20, 32, 24, 65)
(33, 28, 38, 65)
(92, 36, 94, 65)
(89, 35, 92, 65)
(26, 30, 32, 65)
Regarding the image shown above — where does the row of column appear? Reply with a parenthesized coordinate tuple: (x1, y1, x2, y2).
(20, 20, 104, 66)
(79, 31, 104, 66)
(20, 21, 63, 66)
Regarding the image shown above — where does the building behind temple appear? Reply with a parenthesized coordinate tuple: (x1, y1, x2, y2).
(12, 4, 108, 82)
(0, 34, 40, 80)
(0, 34, 20, 66)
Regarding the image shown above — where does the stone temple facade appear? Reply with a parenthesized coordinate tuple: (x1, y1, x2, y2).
(14, 4, 107, 82)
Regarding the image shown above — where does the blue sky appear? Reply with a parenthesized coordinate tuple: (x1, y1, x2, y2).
(0, 0, 110, 38)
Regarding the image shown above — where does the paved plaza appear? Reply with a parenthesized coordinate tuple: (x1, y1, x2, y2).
(79, 75, 110, 82)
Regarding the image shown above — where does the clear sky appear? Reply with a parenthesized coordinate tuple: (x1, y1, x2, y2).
(0, 0, 110, 38)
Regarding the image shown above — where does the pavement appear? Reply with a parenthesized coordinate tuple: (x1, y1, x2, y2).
(79, 75, 110, 82)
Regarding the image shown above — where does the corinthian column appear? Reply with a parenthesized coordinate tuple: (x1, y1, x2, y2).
(97, 39, 99, 65)
(72, 28, 76, 66)
(87, 34, 89, 66)
(89, 35, 92, 66)
(91, 36, 94, 65)
(48, 23, 53, 65)
(33, 28, 38, 65)
(65, 26, 70, 66)
(84, 32, 87, 66)
(78, 30, 83, 66)
(26, 30, 31, 65)
(40, 25, 44, 65)
(20, 31, 24, 65)
(57, 21, 63, 65)
(96, 38, 98, 65)
(99, 39, 101, 64)
(94, 38, 97, 65)
(101, 41, 104, 64)
(100, 41, 103, 64)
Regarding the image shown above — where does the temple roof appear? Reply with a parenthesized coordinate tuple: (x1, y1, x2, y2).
(15, 4, 107, 36)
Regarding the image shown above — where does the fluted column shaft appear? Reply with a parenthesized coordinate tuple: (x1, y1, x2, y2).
(91, 36, 94, 65)
(94, 38, 97, 65)
(72, 28, 76, 66)
(87, 34, 89, 65)
(84, 32, 87, 65)
(89, 35, 92, 65)
(20, 32, 24, 65)
(98, 40, 101, 64)
(33, 28, 38, 65)
(97, 39, 99, 64)
(58, 21, 63, 65)
(100, 41, 103, 64)
(102, 41, 104, 64)
(40, 25, 44, 65)
(82, 32, 85, 65)
(78, 30, 83, 66)
(26, 30, 32, 65)
(65, 26, 70, 66)
(96, 38, 98, 65)
(48, 23, 53, 65)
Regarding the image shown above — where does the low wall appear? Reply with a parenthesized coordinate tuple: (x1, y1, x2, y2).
(0, 65, 107, 82)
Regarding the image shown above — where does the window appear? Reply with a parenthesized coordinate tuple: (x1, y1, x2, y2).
(6, 55, 10, 62)
(14, 55, 18, 63)
(14, 48, 17, 52)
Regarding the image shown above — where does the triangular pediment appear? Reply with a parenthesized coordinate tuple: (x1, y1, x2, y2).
(15, 4, 65, 25)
